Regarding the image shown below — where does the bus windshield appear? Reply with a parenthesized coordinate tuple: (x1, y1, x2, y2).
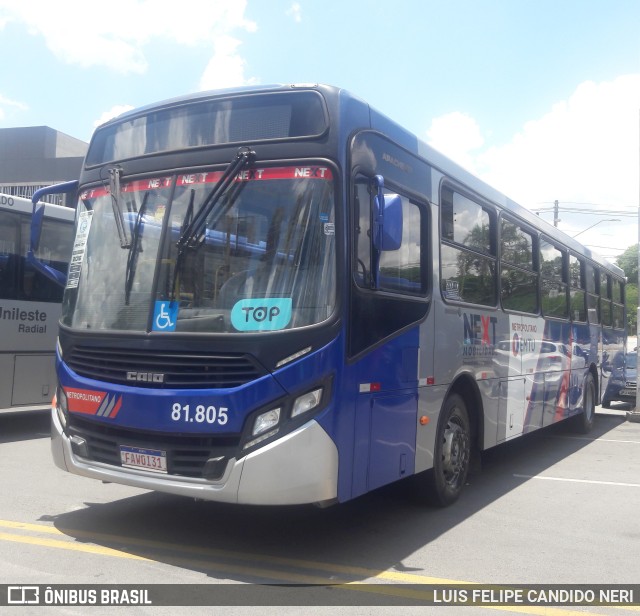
(62, 165, 336, 333)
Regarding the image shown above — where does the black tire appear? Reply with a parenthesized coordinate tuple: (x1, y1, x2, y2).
(601, 400, 611, 409)
(574, 373, 596, 433)
(421, 394, 472, 507)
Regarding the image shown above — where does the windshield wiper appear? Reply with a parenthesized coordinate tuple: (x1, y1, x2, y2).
(176, 146, 254, 251)
(124, 192, 149, 305)
(181, 188, 195, 239)
(109, 166, 131, 248)
(170, 146, 254, 300)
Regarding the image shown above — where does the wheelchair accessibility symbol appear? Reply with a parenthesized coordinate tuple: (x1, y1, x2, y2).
(153, 300, 178, 332)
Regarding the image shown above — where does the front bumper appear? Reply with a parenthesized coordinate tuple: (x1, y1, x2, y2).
(51, 407, 338, 505)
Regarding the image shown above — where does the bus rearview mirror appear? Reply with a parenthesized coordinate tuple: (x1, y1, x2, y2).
(372, 175, 403, 252)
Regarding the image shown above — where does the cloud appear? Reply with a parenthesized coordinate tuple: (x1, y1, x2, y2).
(0, 93, 28, 120)
(426, 74, 640, 255)
(93, 105, 135, 129)
(426, 111, 485, 173)
(0, 0, 257, 74)
(286, 2, 302, 23)
(479, 75, 640, 209)
(198, 35, 258, 90)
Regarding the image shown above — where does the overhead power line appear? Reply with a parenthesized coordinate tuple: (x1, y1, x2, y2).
(536, 200, 637, 209)
(531, 207, 636, 217)
(583, 243, 622, 249)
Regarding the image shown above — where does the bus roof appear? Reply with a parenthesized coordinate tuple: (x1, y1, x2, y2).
(0, 193, 75, 221)
(90, 83, 625, 279)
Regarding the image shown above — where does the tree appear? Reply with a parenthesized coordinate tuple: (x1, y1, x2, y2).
(616, 243, 638, 282)
(627, 284, 638, 335)
(615, 244, 639, 335)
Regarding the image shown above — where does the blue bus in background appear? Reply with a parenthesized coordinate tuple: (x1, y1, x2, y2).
(0, 193, 74, 414)
(33, 84, 625, 507)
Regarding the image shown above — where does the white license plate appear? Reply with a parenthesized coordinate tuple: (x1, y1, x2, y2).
(120, 445, 167, 473)
(619, 389, 636, 397)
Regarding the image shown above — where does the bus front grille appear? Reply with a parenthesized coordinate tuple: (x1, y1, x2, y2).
(67, 415, 240, 480)
(65, 345, 267, 388)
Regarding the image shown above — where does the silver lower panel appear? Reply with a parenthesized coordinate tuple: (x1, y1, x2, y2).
(51, 408, 339, 505)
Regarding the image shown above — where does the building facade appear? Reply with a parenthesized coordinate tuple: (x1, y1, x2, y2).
(0, 126, 87, 206)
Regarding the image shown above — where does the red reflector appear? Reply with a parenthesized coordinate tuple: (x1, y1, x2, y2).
(426, 376, 435, 385)
(359, 383, 382, 393)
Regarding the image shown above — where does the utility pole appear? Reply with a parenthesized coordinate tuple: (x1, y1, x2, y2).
(553, 200, 560, 227)
(631, 109, 640, 421)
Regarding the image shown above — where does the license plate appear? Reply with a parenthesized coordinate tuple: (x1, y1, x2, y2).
(619, 389, 636, 397)
(120, 445, 167, 473)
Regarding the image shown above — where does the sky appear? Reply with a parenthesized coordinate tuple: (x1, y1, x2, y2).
(1, 0, 639, 262)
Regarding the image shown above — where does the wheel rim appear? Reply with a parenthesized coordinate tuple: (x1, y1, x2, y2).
(441, 412, 470, 488)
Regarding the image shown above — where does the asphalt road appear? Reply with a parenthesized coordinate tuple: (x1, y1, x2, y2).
(1, 404, 639, 615)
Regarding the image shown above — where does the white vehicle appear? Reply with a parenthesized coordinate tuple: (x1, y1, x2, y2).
(0, 193, 74, 413)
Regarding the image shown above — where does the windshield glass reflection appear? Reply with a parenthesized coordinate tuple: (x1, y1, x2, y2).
(62, 166, 336, 334)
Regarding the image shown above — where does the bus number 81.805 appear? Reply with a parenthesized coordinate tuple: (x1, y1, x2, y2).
(171, 403, 229, 425)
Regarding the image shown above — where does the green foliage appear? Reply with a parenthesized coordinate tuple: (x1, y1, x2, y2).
(627, 283, 638, 334)
(616, 243, 639, 282)
(614, 244, 639, 334)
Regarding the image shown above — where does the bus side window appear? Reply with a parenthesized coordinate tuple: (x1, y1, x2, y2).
(585, 264, 600, 324)
(20, 217, 73, 302)
(353, 181, 425, 295)
(377, 194, 424, 294)
(540, 237, 568, 319)
(612, 279, 625, 329)
(600, 272, 612, 327)
(440, 185, 496, 306)
(569, 255, 586, 321)
(500, 216, 537, 314)
(0, 212, 20, 300)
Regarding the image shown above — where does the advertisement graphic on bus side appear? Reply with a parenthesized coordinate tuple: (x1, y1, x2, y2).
(461, 311, 588, 442)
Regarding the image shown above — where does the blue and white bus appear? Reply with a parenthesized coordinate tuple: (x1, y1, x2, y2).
(0, 193, 74, 413)
(35, 84, 625, 506)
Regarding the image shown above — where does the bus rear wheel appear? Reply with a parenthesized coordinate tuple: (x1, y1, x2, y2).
(421, 394, 471, 507)
(574, 373, 596, 434)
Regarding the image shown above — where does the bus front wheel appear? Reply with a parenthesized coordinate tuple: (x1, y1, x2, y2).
(421, 394, 471, 507)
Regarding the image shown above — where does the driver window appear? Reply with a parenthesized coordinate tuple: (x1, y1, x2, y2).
(353, 181, 425, 295)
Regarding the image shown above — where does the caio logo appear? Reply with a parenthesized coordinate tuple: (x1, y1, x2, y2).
(231, 298, 292, 331)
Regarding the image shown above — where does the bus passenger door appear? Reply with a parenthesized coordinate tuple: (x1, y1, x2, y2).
(352, 339, 419, 497)
(497, 315, 526, 441)
(498, 315, 547, 440)
(498, 378, 525, 441)
(367, 388, 418, 492)
(348, 132, 430, 498)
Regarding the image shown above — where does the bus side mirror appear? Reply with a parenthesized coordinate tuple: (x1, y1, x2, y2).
(372, 176, 403, 252)
(371, 176, 403, 289)
(378, 194, 403, 251)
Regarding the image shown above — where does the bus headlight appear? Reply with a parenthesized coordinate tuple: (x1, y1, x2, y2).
(291, 388, 323, 418)
(252, 407, 281, 436)
(243, 408, 282, 450)
(240, 377, 332, 454)
(56, 385, 68, 429)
